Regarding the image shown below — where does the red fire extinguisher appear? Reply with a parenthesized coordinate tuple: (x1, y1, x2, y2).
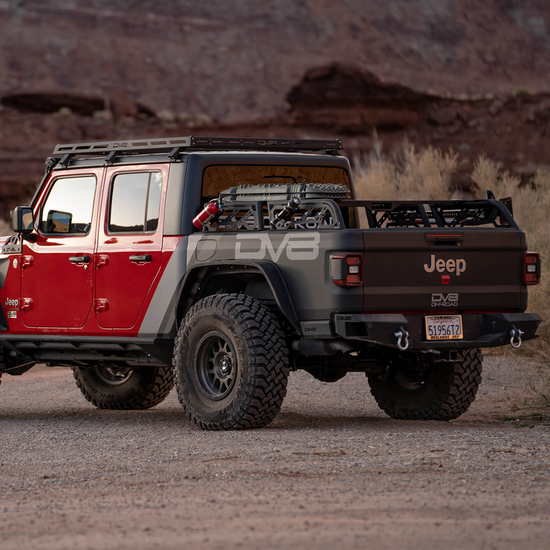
(193, 200, 222, 229)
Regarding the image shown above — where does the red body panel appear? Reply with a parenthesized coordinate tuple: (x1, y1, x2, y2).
(20, 167, 104, 330)
(110, 235, 182, 338)
(95, 165, 169, 330)
(0, 163, 182, 338)
(0, 247, 24, 333)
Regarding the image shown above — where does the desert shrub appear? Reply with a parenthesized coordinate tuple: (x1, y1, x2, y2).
(471, 157, 550, 359)
(354, 141, 459, 200)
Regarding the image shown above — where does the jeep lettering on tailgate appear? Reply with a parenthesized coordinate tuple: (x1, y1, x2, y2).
(424, 255, 466, 276)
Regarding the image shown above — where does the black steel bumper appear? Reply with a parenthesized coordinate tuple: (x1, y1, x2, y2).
(333, 312, 542, 350)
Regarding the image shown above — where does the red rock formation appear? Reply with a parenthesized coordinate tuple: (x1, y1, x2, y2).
(0, 1, 549, 216)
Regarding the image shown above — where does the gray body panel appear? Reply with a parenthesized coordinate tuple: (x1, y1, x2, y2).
(185, 229, 366, 323)
(140, 152, 537, 350)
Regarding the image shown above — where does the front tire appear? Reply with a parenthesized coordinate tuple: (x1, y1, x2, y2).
(173, 294, 289, 430)
(73, 365, 174, 410)
(367, 348, 483, 421)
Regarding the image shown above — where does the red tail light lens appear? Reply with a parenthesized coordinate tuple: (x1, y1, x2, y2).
(330, 254, 363, 287)
(523, 253, 541, 285)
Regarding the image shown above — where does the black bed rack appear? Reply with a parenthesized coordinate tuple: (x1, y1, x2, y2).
(338, 199, 518, 229)
(52, 136, 343, 161)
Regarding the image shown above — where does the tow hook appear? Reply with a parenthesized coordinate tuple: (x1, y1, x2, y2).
(395, 328, 410, 351)
(510, 327, 524, 349)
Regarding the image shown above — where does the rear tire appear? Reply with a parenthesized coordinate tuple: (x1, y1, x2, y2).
(173, 294, 289, 430)
(367, 348, 483, 420)
(73, 365, 174, 410)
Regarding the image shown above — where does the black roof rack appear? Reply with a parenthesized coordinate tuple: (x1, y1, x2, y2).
(52, 136, 343, 158)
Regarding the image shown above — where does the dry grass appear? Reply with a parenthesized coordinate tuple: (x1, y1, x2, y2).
(354, 141, 460, 200)
(471, 157, 550, 360)
(354, 144, 550, 362)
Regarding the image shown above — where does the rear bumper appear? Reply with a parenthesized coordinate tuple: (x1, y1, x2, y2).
(333, 312, 542, 350)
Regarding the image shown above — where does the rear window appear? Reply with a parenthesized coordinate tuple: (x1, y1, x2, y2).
(202, 165, 350, 199)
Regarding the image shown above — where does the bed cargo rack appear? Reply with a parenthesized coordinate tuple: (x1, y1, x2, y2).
(219, 183, 350, 202)
(52, 136, 343, 159)
(204, 198, 345, 232)
(339, 199, 518, 229)
(201, 184, 350, 232)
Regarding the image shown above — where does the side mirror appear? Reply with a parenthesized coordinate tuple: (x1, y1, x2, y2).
(46, 210, 72, 233)
(11, 206, 34, 234)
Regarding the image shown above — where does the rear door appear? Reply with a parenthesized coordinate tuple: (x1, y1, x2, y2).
(95, 165, 167, 330)
(21, 170, 102, 330)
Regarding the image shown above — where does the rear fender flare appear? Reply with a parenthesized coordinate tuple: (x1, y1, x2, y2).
(179, 260, 301, 335)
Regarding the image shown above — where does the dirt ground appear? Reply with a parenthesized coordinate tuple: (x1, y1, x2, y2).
(1, 355, 549, 550)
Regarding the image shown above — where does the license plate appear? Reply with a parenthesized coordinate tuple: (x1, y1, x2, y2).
(425, 315, 463, 340)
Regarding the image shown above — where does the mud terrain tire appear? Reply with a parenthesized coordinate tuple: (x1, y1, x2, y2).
(174, 294, 289, 430)
(368, 348, 483, 420)
(73, 365, 174, 410)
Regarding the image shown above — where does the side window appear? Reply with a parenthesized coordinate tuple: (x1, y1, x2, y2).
(40, 176, 97, 234)
(108, 172, 162, 233)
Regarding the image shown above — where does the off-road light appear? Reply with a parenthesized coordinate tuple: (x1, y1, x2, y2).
(330, 254, 363, 287)
(523, 253, 541, 285)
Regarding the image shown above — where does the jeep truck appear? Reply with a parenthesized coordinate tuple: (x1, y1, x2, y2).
(0, 136, 542, 429)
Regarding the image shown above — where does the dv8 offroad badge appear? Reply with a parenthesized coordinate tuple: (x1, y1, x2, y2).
(431, 293, 459, 307)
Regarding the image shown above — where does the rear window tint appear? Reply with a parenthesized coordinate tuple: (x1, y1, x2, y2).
(202, 165, 350, 199)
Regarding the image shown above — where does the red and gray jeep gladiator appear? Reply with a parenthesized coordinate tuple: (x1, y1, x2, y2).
(0, 136, 542, 429)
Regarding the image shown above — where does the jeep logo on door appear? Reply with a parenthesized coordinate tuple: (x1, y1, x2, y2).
(431, 293, 459, 307)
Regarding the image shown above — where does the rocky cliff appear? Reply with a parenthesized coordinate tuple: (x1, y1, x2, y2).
(0, 0, 549, 216)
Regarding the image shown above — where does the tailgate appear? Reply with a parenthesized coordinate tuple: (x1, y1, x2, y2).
(362, 228, 528, 312)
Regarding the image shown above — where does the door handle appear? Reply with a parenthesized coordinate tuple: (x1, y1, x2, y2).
(69, 255, 91, 264)
(129, 254, 152, 263)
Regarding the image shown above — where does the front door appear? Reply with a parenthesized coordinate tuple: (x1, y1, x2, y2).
(21, 170, 102, 330)
(95, 166, 166, 330)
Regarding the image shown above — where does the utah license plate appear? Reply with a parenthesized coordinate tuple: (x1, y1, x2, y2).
(425, 315, 463, 340)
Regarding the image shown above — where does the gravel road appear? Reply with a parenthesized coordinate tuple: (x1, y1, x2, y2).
(1, 355, 549, 550)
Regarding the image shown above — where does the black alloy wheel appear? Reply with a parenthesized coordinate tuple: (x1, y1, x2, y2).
(196, 331, 237, 400)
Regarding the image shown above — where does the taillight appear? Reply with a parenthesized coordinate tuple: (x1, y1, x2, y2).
(523, 253, 541, 285)
(330, 254, 363, 287)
